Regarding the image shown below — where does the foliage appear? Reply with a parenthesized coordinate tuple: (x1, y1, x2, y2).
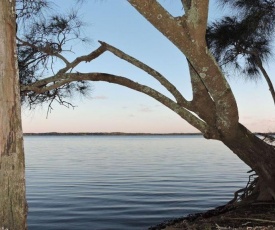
(16, 0, 49, 19)
(207, 0, 275, 79)
(16, 0, 91, 112)
(220, 0, 275, 33)
(207, 16, 272, 78)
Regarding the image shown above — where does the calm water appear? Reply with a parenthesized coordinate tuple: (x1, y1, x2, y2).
(24, 135, 249, 230)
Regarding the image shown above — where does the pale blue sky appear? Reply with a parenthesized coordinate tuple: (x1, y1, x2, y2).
(21, 0, 275, 133)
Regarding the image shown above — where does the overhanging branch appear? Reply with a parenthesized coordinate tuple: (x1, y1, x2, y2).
(22, 39, 192, 109)
(21, 72, 208, 133)
(56, 43, 108, 75)
(99, 41, 190, 108)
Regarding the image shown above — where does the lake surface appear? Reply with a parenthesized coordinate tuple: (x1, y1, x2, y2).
(24, 135, 250, 230)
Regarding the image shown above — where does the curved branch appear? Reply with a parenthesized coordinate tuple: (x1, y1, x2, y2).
(17, 38, 108, 77)
(256, 58, 275, 106)
(21, 39, 191, 109)
(99, 41, 190, 108)
(127, 0, 191, 49)
(128, 0, 239, 134)
(127, 0, 208, 48)
(21, 72, 208, 133)
(56, 43, 107, 75)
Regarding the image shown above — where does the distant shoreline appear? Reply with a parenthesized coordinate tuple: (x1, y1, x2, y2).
(23, 132, 203, 136)
(23, 132, 274, 136)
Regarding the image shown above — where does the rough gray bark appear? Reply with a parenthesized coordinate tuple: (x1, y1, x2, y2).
(0, 0, 27, 229)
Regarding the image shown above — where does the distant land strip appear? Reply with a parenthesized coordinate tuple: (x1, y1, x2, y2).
(23, 132, 275, 136)
(23, 132, 203, 136)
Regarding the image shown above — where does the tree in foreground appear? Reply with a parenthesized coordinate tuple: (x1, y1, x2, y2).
(0, 0, 27, 229)
(3, 0, 275, 228)
(207, 0, 275, 105)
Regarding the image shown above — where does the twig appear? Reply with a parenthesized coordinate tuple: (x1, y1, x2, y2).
(226, 217, 275, 224)
(215, 223, 230, 230)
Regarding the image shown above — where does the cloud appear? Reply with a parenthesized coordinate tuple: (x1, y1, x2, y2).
(93, 95, 108, 100)
(139, 107, 153, 113)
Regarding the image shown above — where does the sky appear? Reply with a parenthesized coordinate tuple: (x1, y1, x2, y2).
(21, 0, 275, 133)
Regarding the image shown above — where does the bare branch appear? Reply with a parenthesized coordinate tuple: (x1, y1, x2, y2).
(22, 40, 191, 109)
(56, 43, 107, 75)
(128, 0, 207, 46)
(22, 44, 107, 90)
(128, 0, 239, 135)
(99, 41, 190, 108)
(127, 0, 191, 49)
(21, 72, 208, 133)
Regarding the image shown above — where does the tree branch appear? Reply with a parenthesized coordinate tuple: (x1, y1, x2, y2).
(22, 44, 107, 90)
(21, 72, 208, 133)
(22, 39, 192, 109)
(188, 59, 216, 127)
(128, 0, 239, 136)
(127, 0, 191, 48)
(56, 43, 107, 75)
(17, 37, 70, 65)
(256, 57, 275, 106)
(99, 40, 190, 108)
(181, 0, 191, 13)
(185, 0, 209, 42)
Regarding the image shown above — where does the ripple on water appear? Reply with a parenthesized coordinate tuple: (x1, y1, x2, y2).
(25, 136, 249, 230)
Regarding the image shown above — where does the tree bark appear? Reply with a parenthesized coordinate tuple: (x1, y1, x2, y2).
(256, 58, 275, 106)
(126, 1, 275, 199)
(0, 0, 27, 229)
(222, 123, 275, 200)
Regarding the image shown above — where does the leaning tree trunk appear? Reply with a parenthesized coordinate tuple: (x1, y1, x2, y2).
(222, 123, 275, 201)
(0, 0, 27, 229)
